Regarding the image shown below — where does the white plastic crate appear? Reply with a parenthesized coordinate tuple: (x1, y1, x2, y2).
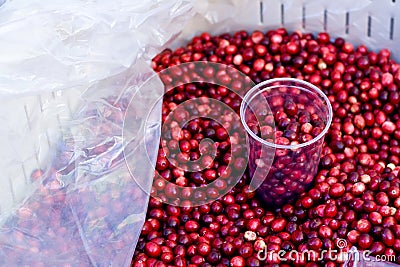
(0, 0, 397, 208)
(179, 0, 399, 61)
(0, 0, 398, 223)
(0, 0, 398, 260)
(0, 89, 80, 219)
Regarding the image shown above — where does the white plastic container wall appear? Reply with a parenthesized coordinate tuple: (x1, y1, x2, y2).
(0, 0, 399, 266)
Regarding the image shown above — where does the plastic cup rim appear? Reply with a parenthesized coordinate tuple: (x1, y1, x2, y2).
(240, 77, 333, 150)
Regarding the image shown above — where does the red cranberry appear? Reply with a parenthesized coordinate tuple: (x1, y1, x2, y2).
(329, 183, 345, 198)
(145, 242, 162, 257)
(230, 256, 245, 267)
(185, 221, 199, 233)
(370, 242, 386, 255)
(382, 228, 395, 246)
(292, 230, 304, 243)
(383, 121, 396, 134)
(376, 192, 390, 206)
(271, 218, 287, 232)
(348, 230, 360, 244)
(318, 225, 333, 239)
(308, 237, 323, 250)
(284, 100, 298, 116)
(301, 196, 314, 208)
(358, 234, 373, 249)
(324, 204, 338, 218)
(356, 219, 372, 233)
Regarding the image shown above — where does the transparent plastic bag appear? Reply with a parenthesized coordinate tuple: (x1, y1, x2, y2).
(0, 0, 193, 266)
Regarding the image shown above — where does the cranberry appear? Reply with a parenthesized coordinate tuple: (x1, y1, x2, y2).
(222, 242, 235, 257)
(383, 121, 396, 134)
(358, 234, 373, 249)
(161, 252, 174, 263)
(370, 242, 386, 255)
(284, 99, 298, 116)
(356, 219, 372, 233)
(145, 242, 162, 257)
(191, 255, 205, 265)
(174, 256, 186, 267)
(348, 230, 360, 244)
(230, 256, 245, 267)
(364, 200, 377, 212)
(318, 225, 333, 239)
(292, 230, 305, 243)
(329, 183, 345, 198)
(308, 237, 323, 250)
(376, 192, 390, 206)
(271, 218, 287, 232)
(351, 182, 366, 195)
(207, 250, 221, 264)
(185, 221, 200, 232)
(301, 196, 314, 208)
(324, 204, 337, 218)
(382, 228, 395, 246)
(197, 242, 211, 256)
(238, 243, 253, 258)
(394, 240, 400, 252)
(389, 187, 400, 199)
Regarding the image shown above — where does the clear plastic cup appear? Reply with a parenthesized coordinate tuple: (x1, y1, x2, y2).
(240, 78, 332, 207)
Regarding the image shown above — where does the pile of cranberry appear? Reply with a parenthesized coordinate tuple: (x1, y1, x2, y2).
(132, 28, 400, 266)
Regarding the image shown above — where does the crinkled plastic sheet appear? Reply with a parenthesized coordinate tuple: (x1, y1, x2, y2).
(0, 0, 193, 266)
(0, 0, 193, 95)
(1, 0, 400, 266)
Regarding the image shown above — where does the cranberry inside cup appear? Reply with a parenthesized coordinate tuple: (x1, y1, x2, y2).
(240, 78, 332, 207)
